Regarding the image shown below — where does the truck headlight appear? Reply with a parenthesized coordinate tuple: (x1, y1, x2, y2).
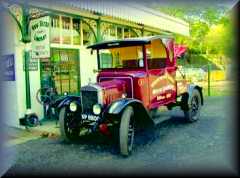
(93, 104, 101, 115)
(122, 93, 127, 98)
(69, 102, 77, 112)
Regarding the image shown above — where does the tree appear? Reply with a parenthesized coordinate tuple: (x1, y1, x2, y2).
(204, 14, 234, 59)
(204, 24, 225, 54)
(152, 4, 230, 55)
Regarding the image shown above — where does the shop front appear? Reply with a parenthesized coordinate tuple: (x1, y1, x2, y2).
(1, 0, 189, 127)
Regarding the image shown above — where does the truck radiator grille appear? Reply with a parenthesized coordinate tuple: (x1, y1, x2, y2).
(81, 90, 98, 113)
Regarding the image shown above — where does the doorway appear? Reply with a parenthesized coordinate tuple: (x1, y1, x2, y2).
(40, 48, 80, 96)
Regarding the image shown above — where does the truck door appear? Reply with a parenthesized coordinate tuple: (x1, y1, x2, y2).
(147, 39, 176, 110)
(165, 39, 177, 101)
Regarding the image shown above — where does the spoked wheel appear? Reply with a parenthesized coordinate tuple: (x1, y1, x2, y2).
(119, 106, 135, 156)
(184, 89, 202, 122)
(59, 107, 81, 142)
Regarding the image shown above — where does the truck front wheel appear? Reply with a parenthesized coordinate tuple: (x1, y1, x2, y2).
(59, 107, 80, 142)
(119, 106, 135, 156)
(184, 89, 202, 122)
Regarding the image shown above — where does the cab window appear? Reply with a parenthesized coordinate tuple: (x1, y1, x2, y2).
(99, 46, 144, 69)
(146, 39, 167, 69)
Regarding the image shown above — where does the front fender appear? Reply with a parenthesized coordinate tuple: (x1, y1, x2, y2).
(104, 98, 154, 129)
(56, 95, 81, 109)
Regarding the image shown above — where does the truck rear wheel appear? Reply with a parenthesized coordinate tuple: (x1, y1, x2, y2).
(184, 89, 202, 122)
(59, 107, 80, 142)
(119, 106, 135, 156)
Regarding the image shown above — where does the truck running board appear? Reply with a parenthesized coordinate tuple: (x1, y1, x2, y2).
(151, 110, 172, 126)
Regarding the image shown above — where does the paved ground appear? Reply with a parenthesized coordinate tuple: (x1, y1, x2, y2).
(3, 96, 238, 176)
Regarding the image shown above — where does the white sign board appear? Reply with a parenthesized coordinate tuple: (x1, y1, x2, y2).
(31, 16, 50, 58)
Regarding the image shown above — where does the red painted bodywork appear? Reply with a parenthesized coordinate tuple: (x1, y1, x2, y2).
(93, 39, 188, 110)
(97, 79, 127, 106)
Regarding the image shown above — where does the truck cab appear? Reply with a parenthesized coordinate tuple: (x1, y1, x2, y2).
(90, 36, 184, 109)
(58, 36, 204, 156)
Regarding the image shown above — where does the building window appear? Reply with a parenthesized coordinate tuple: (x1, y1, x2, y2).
(51, 15, 60, 43)
(73, 18, 81, 45)
(117, 27, 123, 39)
(82, 22, 95, 46)
(129, 29, 138, 38)
(124, 28, 130, 38)
(102, 25, 117, 41)
(109, 25, 116, 39)
(61, 16, 71, 44)
(41, 49, 80, 95)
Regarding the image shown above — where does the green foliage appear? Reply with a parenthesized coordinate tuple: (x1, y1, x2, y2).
(152, 4, 234, 60)
(177, 54, 220, 70)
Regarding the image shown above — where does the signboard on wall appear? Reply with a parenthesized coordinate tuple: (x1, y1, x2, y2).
(23, 52, 38, 71)
(31, 16, 50, 59)
(1, 54, 15, 81)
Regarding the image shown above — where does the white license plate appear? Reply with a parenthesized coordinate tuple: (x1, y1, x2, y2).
(81, 114, 99, 121)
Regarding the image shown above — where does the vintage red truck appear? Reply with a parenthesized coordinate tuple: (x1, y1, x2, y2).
(58, 36, 204, 156)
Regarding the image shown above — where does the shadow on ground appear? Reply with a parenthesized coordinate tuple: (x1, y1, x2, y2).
(54, 115, 190, 156)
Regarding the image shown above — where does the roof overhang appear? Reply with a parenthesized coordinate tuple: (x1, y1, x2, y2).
(11, 0, 190, 36)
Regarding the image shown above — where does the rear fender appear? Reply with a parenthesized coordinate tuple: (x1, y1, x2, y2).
(104, 98, 154, 129)
(182, 84, 204, 110)
(188, 84, 204, 105)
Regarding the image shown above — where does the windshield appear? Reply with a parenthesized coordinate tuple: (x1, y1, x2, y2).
(98, 46, 144, 69)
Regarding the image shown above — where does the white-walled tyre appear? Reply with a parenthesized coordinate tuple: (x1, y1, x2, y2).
(119, 106, 135, 156)
(59, 107, 80, 142)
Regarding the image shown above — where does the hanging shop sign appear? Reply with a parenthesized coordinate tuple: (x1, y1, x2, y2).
(1, 54, 15, 81)
(31, 16, 50, 59)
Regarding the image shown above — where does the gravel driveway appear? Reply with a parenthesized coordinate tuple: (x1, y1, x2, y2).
(4, 96, 237, 176)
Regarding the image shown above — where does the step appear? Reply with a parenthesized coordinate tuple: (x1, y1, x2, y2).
(152, 112, 172, 126)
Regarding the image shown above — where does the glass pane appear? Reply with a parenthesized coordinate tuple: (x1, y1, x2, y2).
(124, 28, 129, 38)
(60, 52, 69, 94)
(99, 46, 144, 69)
(43, 49, 80, 95)
(52, 49, 60, 62)
(100, 53, 113, 68)
(146, 39, 167, 69)
(73, 18, 81, 45)
(52, 50, 62, 94)
(102, 25, 116, 41)
(83, 22, 95, 46)
(62, 16, 71, 44)
(51, 15, 60, 43)
(117, 27, 122, 39)
(130, 29, 138, 38)
(110, 26, 116, 37)
(68, 50, 79, 94)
